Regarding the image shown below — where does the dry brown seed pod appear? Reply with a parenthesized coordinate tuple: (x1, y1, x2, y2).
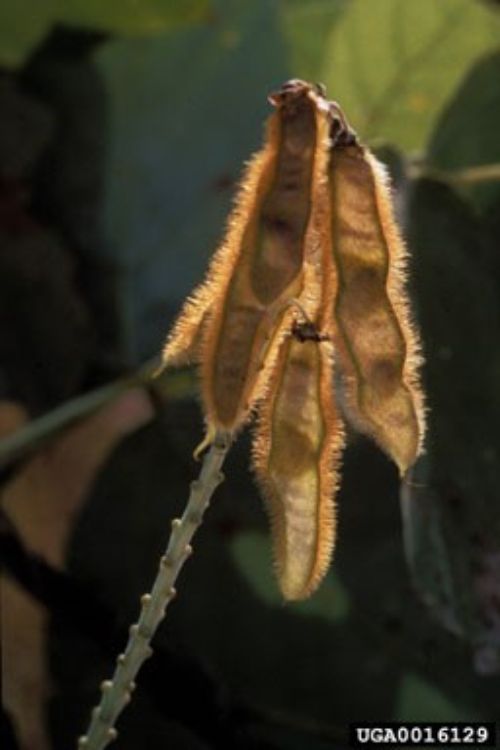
(253, 333, 344, 601)
(162, 285, 211, 367)
(252, 178, 344, 601)
(327, 137, 425, 475)
(163, 80, 331, 433)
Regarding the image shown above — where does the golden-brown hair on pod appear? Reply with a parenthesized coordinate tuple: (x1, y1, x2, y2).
(252, 165, 345, 601)
(326, 112, 425, 476)
(253, 332, 344, 601)
(162, 80, 332, 437)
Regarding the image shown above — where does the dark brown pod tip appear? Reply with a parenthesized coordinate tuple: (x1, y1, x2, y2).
(328, 100, 358, 148)
(268, 79, 314, 108)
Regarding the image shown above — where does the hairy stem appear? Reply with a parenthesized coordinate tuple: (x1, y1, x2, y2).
(77, 430, 231, 750)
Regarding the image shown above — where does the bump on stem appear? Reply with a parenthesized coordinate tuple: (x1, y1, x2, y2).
(77, 432, 231, 750)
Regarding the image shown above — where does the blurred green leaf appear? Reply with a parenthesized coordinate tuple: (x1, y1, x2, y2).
(427, 50, 500, 212)
(279, 0, 348, 81)
(95, 0, 289, 361)
(403, 178, 500, 672)
(396, 673, 471, 721)
(0, 6, 51, 68)
(231, 531, 350, 621)
(57, 0, 210, 34)
(0, 0, 210, 67)
(320, 0, 500, 151)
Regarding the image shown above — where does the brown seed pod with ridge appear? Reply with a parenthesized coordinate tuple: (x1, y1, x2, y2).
(252, 188, 345, 601)
(326, 120, 425, 475)
(162, 283, 211, 367)
(163, 80, 331, 434)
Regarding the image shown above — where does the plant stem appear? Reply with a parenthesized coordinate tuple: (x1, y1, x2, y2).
(0, 359, 195, 471)
(77, 430, 231, 750)
(408, 161, 500, 186)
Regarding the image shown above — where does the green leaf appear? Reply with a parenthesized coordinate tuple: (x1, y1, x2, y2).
(427, 50, 500, 212)
(320, 0, 500, 151)
(0, 6, 53, 67)
(231, 531, 350, 621)
(279, 0, 348, 81)
(95, 0, 290, 361)
(404, 178, 500, 672)
(396, 673, 471, 721)
(0, 0, 210, 68)
(59, 0, 211, 35)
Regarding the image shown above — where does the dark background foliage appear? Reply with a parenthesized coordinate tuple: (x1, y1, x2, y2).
(1, 1, 499, 748)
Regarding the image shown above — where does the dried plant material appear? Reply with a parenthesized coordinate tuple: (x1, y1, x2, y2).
(1, 575, 52, 750)
(163, 80, 331, 432)
(161, 285, 211, 367)
(253, 195, 344, 600)
(161, 83, 426, 606)
(253, 334, 344, 600)
(80, 80, 429, 750)
(0, 402, 51, 750)
(327, 136, 425, 475)
(1, 392, 152, 750)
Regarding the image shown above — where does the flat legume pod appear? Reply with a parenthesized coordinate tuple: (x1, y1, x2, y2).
(253, 334, 344, 600)
(328, 141, 425, 474)
(163, 80, 330, 432)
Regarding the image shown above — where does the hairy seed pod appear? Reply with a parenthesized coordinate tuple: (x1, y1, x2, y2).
(253, 333, 344, 601)
(163, 80, 331, 432)
(327, 137, 425, 474)
(253, 181, 344, 601)
(162, 285, 210, 367)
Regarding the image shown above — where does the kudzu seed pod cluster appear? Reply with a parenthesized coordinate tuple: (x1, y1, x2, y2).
(162, 80, 425, 601)
(164, 80, 330, 430)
